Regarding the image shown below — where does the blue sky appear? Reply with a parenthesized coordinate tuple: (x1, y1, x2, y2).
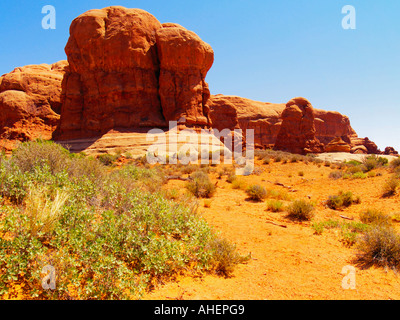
(1, 0, 399, 151)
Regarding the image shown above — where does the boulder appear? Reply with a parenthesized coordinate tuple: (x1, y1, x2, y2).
(274, 97, 324, 154)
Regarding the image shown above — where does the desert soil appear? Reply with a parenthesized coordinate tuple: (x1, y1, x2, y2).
(143, 157, 400, 300)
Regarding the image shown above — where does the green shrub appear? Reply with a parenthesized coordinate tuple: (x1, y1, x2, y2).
(11, 140, 70, 174)
(246, 185, 267, 202)
(207, 238, 249, 277)
(286, 200, 315, 221)
(352, 172, 367, 179)
(356, 226, 400, 269)
(326, 191, 358, 210)
(266, 200, 284, 212)
(382, 176, 399, 197)
(0, 141, 246, 299)
(186, 171, 216, 198)
(360, 209, 392, 227)
(97, 153, 118, 166)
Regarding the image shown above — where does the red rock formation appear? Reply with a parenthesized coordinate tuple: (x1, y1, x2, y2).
(350, 137, 380, 154)
(313, 109, 356, 145)
(54, 7, 215, 141)
(207, 95, 284, 148)
(325, 137, 351, 153)
(54, 7, 167, 140)
(0, 61, 68, 149)
(383, 147, 398, 156)
(274, 97, 324, 154)
(156, 23, 214, 126)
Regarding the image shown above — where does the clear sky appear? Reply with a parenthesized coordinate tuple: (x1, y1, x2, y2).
(1, 0, 399, 151)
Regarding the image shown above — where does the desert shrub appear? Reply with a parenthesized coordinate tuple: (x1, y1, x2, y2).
(11, 140, 70, 174)
(346, 165, 363, 175)
(382, 176, 399, 197)
(207, 238, 249, 277)
(329, 171, 343, 180)
(263, 157, 271, 165)
(267, 188, 290, 201)
(360, 209, 392, 227)
(97, 153, 119, 166)
(352, 172, 367, 179)
(362, 156, 378, 172)
(356, 226, 400, 269)
(326, 191, 358, 210)
(390, 157, 400, 169)
(226, 173, 237, 183)
(312, 219, 341, 235)
(231, 178, 247, 190)
(286, 200, 315, 221)
(266, 200, 284, 212)
(186, 171, 216, 198)
(245, 185, 267, 202)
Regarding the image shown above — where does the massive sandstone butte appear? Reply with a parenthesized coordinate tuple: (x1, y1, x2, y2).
(53, 7, 214, 141)
(0, 61, 68, 149)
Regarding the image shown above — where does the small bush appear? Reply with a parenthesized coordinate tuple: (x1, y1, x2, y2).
(286, 200, 315, 221)
(362, 156, 378, 172)
(352, 172, 367, 179)
(208, 238, 249, 277)
(11, 140, 70, 174)
(246, 185, 267, 202)
(231, 179, 247, 190)
(186, 171, 216, 198)
(356, 226, 400, 269)
(266, 200, 284, 212)
(390, 157, 400, 169)
(382, 176, 399, 197)
(327, 191, 357, 210)
(97, 153, 118, 166)
(360, 209, 392, 227)
(329, 171, 343, 180)
(226, 173, 237, 184)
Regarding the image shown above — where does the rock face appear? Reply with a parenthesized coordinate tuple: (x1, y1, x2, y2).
(325, 137, 351, 153)
(274, 97, 324, 154)
(0, 61, 68, 148)
(313, 110, 356, 145)
(54, 7, 214, 141)
(156, 23, 214, 126)
(207, 95, 284, 148)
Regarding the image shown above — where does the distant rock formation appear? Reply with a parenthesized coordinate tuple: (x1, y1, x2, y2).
(325, 137, 351, 153)
(273, 97, 324, 154)
(0, 61, 68, 150)
(383, 146, 398, 156)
